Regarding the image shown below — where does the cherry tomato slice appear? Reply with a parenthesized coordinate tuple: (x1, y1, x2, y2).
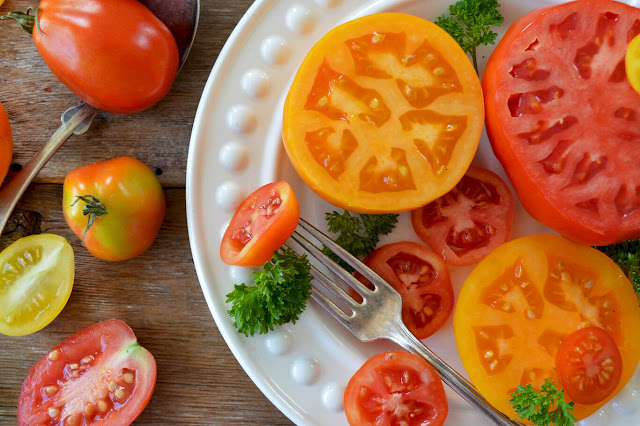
(18, 320, 156, 425)
(220, 181, 300, 267)
(483, 0, 640, 245)
(357, 242, 453, 339)
(411, 167, 514, 266)
(556, 326, 623, 405)
(344, 351, 448, 426)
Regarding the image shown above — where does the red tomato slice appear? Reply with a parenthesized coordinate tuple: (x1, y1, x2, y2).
(483, 0, 640, 246)
(411, 167, 514, 266)
(556, 326, 623, 405)
(220, 181, 300, 267)
(344, 351, 448, 426)
(18, 320, 156, 426)
(357, 242, 453, 339)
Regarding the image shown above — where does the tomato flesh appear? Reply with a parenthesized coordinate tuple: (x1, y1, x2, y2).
(483, 0, 640, 245)
(411, 167, 514, 266)
(283, 13, 484, 213)
(344, 351, 448, 426)
(358, 242, 453, 340)
(18, 320, 156, 425)
(556, 327, 622, 405)
(454, 234, 640, 421)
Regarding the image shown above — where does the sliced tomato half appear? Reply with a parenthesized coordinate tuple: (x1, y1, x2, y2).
(18, 320, 156, 426)
(357, 242, 453, 339)
(411, 166, 514, 266)
(344, 351, 448, 426)
(483, 0, 640, 245)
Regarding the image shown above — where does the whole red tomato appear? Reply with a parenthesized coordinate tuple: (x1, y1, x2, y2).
(7, 0, 179, 113)
(0, 101, 13, 184)
(63, 157, 166, 261)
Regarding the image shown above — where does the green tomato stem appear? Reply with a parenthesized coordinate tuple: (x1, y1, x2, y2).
(70, 195, 108, 242)
(1, 7, 41, 35)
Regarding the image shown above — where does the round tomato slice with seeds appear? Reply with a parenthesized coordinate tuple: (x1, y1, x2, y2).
(411, 167, 514, 266)
(344, 351, 448, 426)
(283, 13, 484, 213)
(220, 181, 300, 267)
(483, 0, 640, 246)
(357, 242, 453, 339)
(18, 320, 156, 426)
(454, 234, 640, 421)
(556, 326, 623, 405)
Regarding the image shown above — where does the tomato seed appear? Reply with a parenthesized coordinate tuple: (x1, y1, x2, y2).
(108, 381, 117, 392)
(96, 400, 108, 412)
(48, 408, 59, 418)
(66, 415, 79, 425)
(115, 388, 125, 401)
(48, 349, 60, 361)
(81, 356, 92, 364)
(84, 404, 95, 417)
(123, 372, 134, 383)
(44, 386, 58, 396)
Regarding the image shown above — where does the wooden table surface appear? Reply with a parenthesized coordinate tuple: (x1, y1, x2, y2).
(0, 0, 292, 424)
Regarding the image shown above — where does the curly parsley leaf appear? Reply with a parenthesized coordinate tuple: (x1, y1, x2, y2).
(509, 379, 576, 426)
(226, 248, 312, 336)
(594, 239, 640, 295)
(435, 0, 504, 73)
(322, 210, 399, 272)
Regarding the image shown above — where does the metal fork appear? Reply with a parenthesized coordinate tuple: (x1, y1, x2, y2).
(290, 218, 521, 426)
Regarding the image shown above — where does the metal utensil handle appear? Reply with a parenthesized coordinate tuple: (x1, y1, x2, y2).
(0, 102, 98, 235)
(389, 321, 522, 426)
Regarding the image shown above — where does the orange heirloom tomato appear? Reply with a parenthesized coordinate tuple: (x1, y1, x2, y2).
(454, 234, 640, 422)
(63, 157, 166, 261)
(282, 13, 484, 213)
(0, 101, 13, 184)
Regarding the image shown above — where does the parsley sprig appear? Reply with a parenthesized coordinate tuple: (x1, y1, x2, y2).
(322, 210, 398, 272)
(226, 248, 312, 336)
(435, 0, 504, 73)
(509, 379, 576, 426)
(595, 239, 640, 295)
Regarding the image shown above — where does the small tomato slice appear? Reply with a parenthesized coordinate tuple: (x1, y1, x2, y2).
(220, 181, 300, 267)
(411, 167, 514, 266)
(283, 13, 484, 213)
(357, 242, 453, 339)
(18, 320, 156, 426)
(454, 234, 640, 421)
(344, 351, 448, 426)
(63, 157, 166, 261)
(627, 33, 640, 95)
(556, 326, 622, 405)
(0, 234, 74, 336)
(0, 101, 13, 184)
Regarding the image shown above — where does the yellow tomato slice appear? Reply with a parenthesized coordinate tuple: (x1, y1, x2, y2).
(282, 13, 484, 213)
(454, 234, 640, 422)
(0, 234, 74, 336)
(627, 33, 640, 95)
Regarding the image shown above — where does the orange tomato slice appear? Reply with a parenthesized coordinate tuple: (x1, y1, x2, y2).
(454, 234, 640, 422)
(282, 13, 484, 213)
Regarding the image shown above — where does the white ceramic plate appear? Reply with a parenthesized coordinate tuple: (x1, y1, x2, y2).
(186, 0, 640, 424)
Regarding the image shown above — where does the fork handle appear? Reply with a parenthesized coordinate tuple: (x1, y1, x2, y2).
(388, 321, 522, 426)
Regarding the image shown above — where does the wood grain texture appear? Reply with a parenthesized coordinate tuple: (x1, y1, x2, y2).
(0, 0, 293, 424)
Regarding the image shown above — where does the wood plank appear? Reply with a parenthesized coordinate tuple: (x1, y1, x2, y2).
(0, 184, 291, 425)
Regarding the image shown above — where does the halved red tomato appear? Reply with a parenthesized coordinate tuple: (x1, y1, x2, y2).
(18, 320, 156, 425)
(411, 166, 514, 266)
(283, 13, 484, 213)
(483, 0, 640, 246)
(556, 326, 623, 405)
(220, 181, 300, 267)
(344, 351, 448, 426)
(357, 242, 453, 339)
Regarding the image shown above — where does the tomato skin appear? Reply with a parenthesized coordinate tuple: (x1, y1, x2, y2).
(0, 101, 13, 185)
(63, 157, 166, 261)
(358, 242, 453, 339)
(483, 0, 640, 246)
(220, 181, 300, 267)
(556, 327, 622, 405)
(344, 351, 448, 426)
(411, 167, 514, 266)
(34, 0, 179, 114)
(18, 320, 156, 426)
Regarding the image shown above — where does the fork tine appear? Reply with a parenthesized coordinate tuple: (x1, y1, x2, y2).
(310, 286, 353, 325)
(290, 230, 374, 298)
(308, 264, 361, 312)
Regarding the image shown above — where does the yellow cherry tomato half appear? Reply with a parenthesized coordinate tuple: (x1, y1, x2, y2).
(626, 33, 640, 95)
(0, 234, 74, 336)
